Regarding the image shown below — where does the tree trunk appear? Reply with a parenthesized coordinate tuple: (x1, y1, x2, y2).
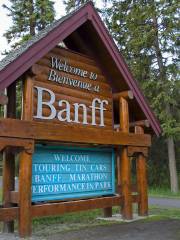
(167, 137, 179, 193)
(29, 0, 36, 36)
(152, 9, 179, 193)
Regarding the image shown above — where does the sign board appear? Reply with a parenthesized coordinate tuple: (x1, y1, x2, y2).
(32, 146, 115, 202)
(32, 47, 113, 129)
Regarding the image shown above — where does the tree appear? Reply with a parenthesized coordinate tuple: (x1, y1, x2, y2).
(63, 0, 91, 13)
(36, 0, 55, 30)
(104, 0, 179, 192)
(2, 0, 55, 119)
(3, 0, 55, 49)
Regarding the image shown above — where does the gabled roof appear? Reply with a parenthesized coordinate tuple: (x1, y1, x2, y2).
(0, 1, 161, 136)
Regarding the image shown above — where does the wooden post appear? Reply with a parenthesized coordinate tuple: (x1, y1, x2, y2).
(120, 97, 132, 219)
(116, 148, 121, 193)
(18, 150, 32, 237)
(22, 76, 34, 121)
(103, 207, 112, 217)
(2, 82, 16, 232)
(18, 76, 34, 237)
(135, 126, 148, 216)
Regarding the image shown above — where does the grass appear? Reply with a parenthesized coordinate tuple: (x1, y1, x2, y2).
(149, 187, 180, 198)
(32, 205, 180, 237)
(33, 208, 121, 237)
(148, 205, 180, 220)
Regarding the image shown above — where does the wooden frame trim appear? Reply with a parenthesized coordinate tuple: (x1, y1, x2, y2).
(0, 119, 151, 147)
(0, 137, 34, 154)
(127, 146, 148, 157)
(0, 194, 141, 222)
(31, 195, 122, 218)
(0, 207, 19, 222)
(10, 191, 19, 204)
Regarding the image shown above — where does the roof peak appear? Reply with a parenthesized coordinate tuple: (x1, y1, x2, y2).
(0, 1, 161, 136)
(0, 1, 94, 73)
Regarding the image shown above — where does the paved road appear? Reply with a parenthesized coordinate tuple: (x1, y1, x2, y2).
(149, 197, 180, 208)
(1, 220, 180, 240)
(50, 220, 180, 240)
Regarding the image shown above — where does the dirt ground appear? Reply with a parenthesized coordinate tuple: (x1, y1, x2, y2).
(0, 219, 180, 240)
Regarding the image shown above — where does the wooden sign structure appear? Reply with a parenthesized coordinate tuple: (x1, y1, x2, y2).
(0, 2, 161, 238)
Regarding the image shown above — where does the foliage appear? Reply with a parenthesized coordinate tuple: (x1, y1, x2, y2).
(63, 0, 91, 13)
(104, 0, 179, 138)
(2, 0, 55, 49)
(103, 0, 179, 191)
(63, 0, 180, 190)
(148, 137, 170, 187)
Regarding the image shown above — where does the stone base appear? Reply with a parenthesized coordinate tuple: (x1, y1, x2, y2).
(97, 213, 154, 223)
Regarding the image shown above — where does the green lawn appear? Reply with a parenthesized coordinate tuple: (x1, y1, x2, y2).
(149, 187, 180, 198)
(32, 206, 180, 237)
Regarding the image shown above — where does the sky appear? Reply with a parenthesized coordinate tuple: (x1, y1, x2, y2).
(0, 0, 66, 59)
(0, 1, 104, 60)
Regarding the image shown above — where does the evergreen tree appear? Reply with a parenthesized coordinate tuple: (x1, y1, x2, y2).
(3, 0, 55, 49)
(63, 0, 92, 13)
(36, 0, 55, 30)
(104, 0, 179, 192)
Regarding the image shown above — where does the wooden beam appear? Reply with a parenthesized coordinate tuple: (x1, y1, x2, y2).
(22, 77, 33, 121)
(130, 120, 150, 128)
(2, 150, 15, 232)
(0, 207, 18, 222)
(0, 196, 122, 222)
(127, 146, 148, 157)
(10, 191, 19, 204)
(0, 137, 34, 154)
(32, 196, 122, 218)
(0, 92, 8, 106)
(120, 97, 129, 132)
(0, 119, 151, 147)
(2, 82, 16, 233)
(0, 194, 141, 222)
(113, 91, 134, 101)
(118, 184, 138, 194)
(119, 97, 133, 220)
(103, 207, 113, 218)
(135, 126, 148, 216)
(120, 147, 133, 219)
(18, 151, 32, 237)
(132, 194, 139, 203)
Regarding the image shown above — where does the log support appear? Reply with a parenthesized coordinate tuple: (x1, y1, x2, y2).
(18, 150, 33, 238)
(119, 97, 133, 220)
(2, 150, 15, 233)
(2, 82, 16, 233)
(0, 82, 150, 236)
(135, 126, 148, 216)
(103, 207, 113, 218)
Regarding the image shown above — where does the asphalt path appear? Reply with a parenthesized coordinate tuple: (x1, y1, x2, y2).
(1, 219, 180, 240)
(149, 197, 180, 208)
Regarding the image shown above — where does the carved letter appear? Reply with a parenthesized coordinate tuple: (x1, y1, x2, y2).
(99, 100, 108, 126)
(73, 103, 88, 124)
(90, 98, 99, 126)
(58, 100, 72, 122)
(90, 98, 108, 127)
(34, 86, 56, 120)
